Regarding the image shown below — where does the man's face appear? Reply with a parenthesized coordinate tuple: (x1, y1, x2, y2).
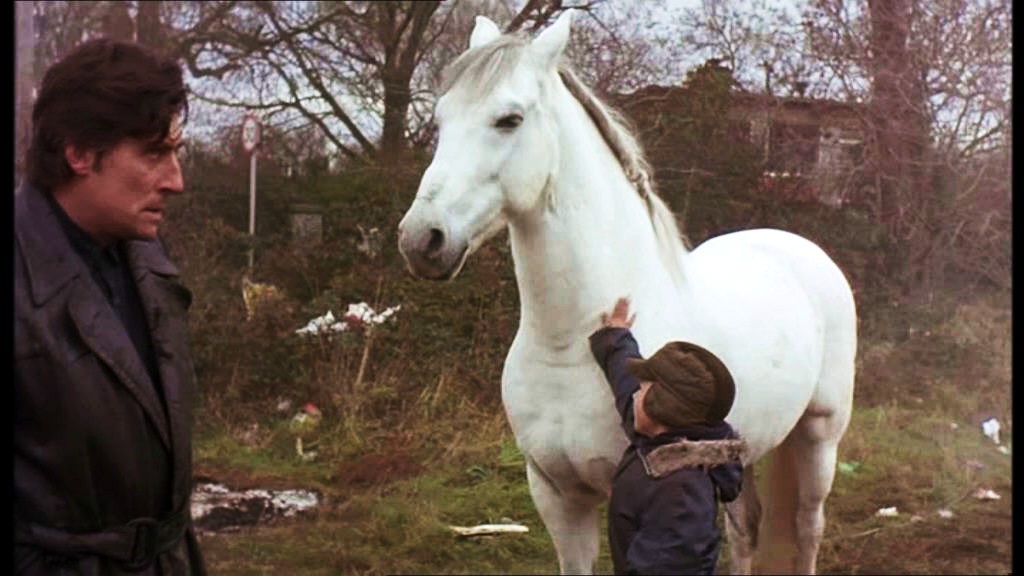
(633, 381, 667, 437)
(69, 117, 185, 245)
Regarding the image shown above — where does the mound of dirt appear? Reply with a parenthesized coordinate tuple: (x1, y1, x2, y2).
(335, 450, 424, 487)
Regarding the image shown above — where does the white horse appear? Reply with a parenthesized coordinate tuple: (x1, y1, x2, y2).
(398, 12, 856, 575)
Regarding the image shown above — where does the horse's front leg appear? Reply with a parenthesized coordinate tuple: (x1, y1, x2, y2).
(525, 457, 605, 575)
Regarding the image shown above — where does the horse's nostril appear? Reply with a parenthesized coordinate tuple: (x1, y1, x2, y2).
(426, 227, 445, 255)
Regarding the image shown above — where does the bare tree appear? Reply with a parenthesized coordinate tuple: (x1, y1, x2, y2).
(137, 0, 169, 53)
(17, 1, 131, 187)
(674, 0, 817, 96)
(805, 0, 1011, 293)
(15, 2, 35, 188)
(177, 1, 449, 166)
(674, 0, 1011, 294)
(562, 1, 669, 96)
(101, 0, 135, 41)
(176, 1, 632, 170)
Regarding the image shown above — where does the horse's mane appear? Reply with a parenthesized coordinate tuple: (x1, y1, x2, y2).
(441, 33, 692, 286)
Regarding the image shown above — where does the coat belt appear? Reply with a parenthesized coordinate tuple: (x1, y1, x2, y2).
(15, 505, 190, 571)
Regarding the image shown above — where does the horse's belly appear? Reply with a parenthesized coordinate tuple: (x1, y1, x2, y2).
(501, 351, 626, 496)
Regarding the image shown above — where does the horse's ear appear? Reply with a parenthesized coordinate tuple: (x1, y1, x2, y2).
(469, 16, 502, 50)
(531, 9, 573, 68)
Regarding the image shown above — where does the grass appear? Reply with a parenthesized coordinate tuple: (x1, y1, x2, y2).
(814, 398, 1013, 575)
(190, 287, 1012, 575)
(196, 394, 1012, 575)
(197, 430, 573, 575)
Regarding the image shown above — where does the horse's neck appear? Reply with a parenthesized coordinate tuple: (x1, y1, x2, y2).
(507, 83, 684, 351)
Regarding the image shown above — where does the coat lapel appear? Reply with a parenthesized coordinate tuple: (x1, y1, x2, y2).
(67, 283, 173, 451)
(127, 240, 196, 503)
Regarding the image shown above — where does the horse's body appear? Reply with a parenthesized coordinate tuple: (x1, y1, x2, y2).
(398, 13, 855, 575)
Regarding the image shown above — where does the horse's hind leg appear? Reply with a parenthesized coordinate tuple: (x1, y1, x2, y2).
(525, 458, 602, 575)
(724, 465, 761, 575)
(762, 411, 847, 574)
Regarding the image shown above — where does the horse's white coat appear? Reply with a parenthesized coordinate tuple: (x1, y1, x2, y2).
(398, 11, 856, 575)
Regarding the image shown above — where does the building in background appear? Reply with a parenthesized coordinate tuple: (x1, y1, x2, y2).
(617, 82, 874, 209)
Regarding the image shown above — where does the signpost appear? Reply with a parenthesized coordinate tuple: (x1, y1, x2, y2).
(242, 114, 261, 269)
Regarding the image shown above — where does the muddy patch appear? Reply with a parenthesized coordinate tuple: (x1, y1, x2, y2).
(191, 482, 320, 533)
(335, 450, 424, 487)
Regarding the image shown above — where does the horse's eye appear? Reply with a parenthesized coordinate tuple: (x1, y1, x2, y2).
(495, 114, 523, 130)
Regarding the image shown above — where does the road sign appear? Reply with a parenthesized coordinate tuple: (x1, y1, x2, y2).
(242, 114, 261, 269)
(242, 114, 261, 153)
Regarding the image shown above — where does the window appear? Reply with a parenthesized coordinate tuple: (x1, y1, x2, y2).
(768, 121, 819, 174)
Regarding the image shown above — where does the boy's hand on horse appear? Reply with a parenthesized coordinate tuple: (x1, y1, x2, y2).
(601, 297, 637, 329)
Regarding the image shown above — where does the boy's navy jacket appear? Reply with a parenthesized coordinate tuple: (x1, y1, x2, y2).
(590, 326, 743, 576)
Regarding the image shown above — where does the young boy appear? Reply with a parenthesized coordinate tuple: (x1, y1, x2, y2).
(590, 297, 744, 575)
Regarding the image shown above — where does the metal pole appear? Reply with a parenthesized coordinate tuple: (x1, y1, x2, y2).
(248, 151, 257, 269)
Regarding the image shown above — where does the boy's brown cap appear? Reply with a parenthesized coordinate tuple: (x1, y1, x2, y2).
(626, 341, 736, 428)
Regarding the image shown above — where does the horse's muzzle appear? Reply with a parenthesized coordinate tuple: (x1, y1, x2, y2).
(398, 222, 469, 281)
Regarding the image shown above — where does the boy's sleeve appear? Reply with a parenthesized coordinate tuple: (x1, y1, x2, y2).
(627, 471, 719, 575)
(589, 327, 644, 427)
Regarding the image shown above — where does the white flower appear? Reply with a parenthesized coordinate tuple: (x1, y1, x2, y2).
(981, 418, 1001, 444)
(937, 509, 954, 519)
(296, 310, 338, 335)
(342, 302, 402, 327)
(297, 303, 401, 336)
(875, 506, 899, 517)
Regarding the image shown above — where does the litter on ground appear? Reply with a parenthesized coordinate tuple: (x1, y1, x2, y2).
(973, 488, 1001, 501)
(448, 523, 530, 537)
(982, 418, 1001, 444)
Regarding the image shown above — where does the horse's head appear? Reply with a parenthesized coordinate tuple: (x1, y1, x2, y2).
(398, 11, 574, 280)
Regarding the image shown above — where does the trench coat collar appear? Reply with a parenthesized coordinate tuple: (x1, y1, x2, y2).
(15, 187, 181, 306)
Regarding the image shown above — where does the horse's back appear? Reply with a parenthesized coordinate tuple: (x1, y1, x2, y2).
(707, 228, 852, 302)
(686, 228, 856, 456)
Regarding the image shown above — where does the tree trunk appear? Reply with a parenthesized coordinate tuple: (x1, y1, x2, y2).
(136, 0, 167, 54)
(102, 1, 135, 42)
(380, 67, 412, 165)
(867, 0, 932, 296)
(375, 1, 441, 166)
(15, 1, 35, 189)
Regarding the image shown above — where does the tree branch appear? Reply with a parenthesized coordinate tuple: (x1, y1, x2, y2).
(506, 0, 550, 33)
(260, 3, 377, 157)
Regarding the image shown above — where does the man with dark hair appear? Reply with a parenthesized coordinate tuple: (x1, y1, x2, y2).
(15, 38, 207, 575)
